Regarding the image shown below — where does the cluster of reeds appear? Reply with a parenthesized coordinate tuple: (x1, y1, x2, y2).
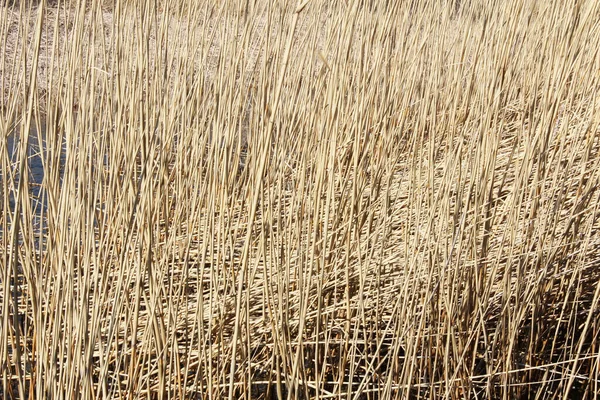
(1, 0, 600, 398)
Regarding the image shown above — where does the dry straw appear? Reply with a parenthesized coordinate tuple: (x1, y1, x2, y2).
(1, 0, 600, 398)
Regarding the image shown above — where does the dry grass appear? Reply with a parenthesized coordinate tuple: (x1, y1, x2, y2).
(1, 0, 600, 398)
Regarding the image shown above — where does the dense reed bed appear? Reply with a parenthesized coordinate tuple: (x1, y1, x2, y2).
(1, 0, 600, 398)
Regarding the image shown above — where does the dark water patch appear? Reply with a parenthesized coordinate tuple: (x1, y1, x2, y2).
(1, 124, 66, 244)
(4, 126, 45, 211)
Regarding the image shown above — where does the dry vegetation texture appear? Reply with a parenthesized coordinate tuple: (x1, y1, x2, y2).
(1, 0, 600, 398)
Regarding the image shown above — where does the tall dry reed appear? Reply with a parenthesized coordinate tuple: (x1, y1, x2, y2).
(1, 0, 600, 398)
